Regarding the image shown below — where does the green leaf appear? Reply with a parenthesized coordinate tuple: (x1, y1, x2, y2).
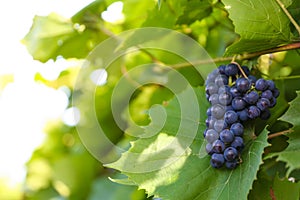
(272, 175, 300, 200)
(176, 0, 213, 25)
(222, 0, 293, 55)
(269, 91, 300, 174)
(106, 86, 269, 200)
(23, 1, 108, 62)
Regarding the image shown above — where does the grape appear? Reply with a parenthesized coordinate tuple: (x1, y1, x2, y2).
(211, 104, 226, 119)
(231, 137, 244, 152)
(261, 90, 273, 100)
(204, 63, 280, 170)
(212, 140, 225, 153)
(244, 91, 259, 105)
(232, 97, 247, 111)
(255, 78, 268, 91)
(248, 106, 261, 119)
(215, 75, 229, 87)
(236, 77, 251, 93)
(224, 110, 238, 124)
(230, 123, 244, 136)
(220, 129, 234, 143)
(219, 91, 232, 105)
(225, 160, 238, 169)
(257, 98, 270, 111)
(224, 147, 238, 161)
(209, 94, 219, 105)
(205, 129, 219, 143)
(225, 63, 239, 76)
(214, 119, 228, 132)
(211, 153, 225, 168)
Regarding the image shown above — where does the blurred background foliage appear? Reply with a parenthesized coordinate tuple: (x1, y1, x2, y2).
(1, 0, 298, 199)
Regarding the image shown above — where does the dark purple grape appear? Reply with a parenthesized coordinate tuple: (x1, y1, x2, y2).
(255, 78, 268, 91)
(218, 65, 226, 74)
(218, 85, 230, 94)
(211, 104, 226, 119)
(236, 77, 251, 93)
(261, 90, 273, 100)
(269, 97, 277, 108)
(257, 98, 270, 111)
(244, 91, 259, 105)
(248, 106, 261, 119)
(203, 128, 208, 137)
(206, 116, 216, 128)
(206, 107, 212, 116)
(212, 140, 225, 153)
(240, 66, 250, 76)
(260, 109, 271, 120)
(230, 86, 241, 98)
(220, 129, 235, 143)
(205, 83, 218, 95)
(266, 80, 275, 90)
(248, 75, 257, 84)
(211, 153, 225, 168)
(209, 94, 219, 105)
(224, 110, 238, 124)
(231, 136, 244, 152)
(215, 75, 229, 87)
(272, 88, 280, 98)
(206, 143, 214, 155)
(214, 119, 228, 132)
(237, 108, 249, 121)
(205, 129, 219, 143)
(224, 147, 238, 161)
(225, 63, 239, 76)
(218, 91, 232, 106)
(206, 69, 219, 85)
(225, 160, 238, 169)
(232, 97, 247, 111)
(230, 123, 244, 136)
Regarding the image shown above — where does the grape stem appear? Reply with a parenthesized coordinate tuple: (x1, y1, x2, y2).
(231, 61, 248, 79)
(268, 129, 293, 139)
(275, 0, 300, 36)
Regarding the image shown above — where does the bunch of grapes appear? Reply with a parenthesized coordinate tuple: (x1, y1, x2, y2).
(204, 63, 279, 169)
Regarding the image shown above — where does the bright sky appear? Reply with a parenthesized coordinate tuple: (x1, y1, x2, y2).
(0, 0, 95, 187)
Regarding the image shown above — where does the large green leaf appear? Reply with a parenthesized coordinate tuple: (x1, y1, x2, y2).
(222, 0, 293, 55)
(269, 91, 300, 174)
(106, 86, 269, 200)
(23, 1, 107, 62)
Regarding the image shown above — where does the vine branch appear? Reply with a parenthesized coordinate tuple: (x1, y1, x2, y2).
(275, 0, 300, 36)
(170, 42, 300, 69)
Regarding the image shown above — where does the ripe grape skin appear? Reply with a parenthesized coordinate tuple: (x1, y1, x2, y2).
(241, 66, 250, 76)
(248, 75, 257, 84)
(237, 108, 249, 121)
(206, 116, 216, 128)
(231, 137, 244, 152)
(224, 147, 238, 161)
(225, 160, 238, 169)
(211, 104, 226, 119)
(209, 94, 219, 105)
(272, 88, 280, 98)
(206, 83, 218, 95)
(206, 143, 214, 155)
(220, 129, 235, 143)
(218, 85, 230, 94)
(257, 98, 270, 111)
(215, 75, 229, 87)
(224, 110, 238, 125)
(211, 153, 225, 168)
(225, 63, 239, 76)
(218, 65, 226, 74)
(260, 109, 271, 120)
(248, 106, 261, 119)
(261, 90, 273, 100)
(214, 119, 228, 133)
(212, 140, 225, 153)
(205, 129, 219, 143)
(244, 91, 259, 105)
(269, 97, 277, 108)
(255, 78, 268, 91)
(219, 91, 232, 106)
(266, 80, 275, 90)
(236, 77, 251, 93)
(230, 123, 244, 136)
(230, 86, 241, 98)
(232, 97, 247, 111)
(206, 107, 212, 116)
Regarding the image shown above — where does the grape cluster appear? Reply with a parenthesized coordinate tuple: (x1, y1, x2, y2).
(204, 63, 279, 169)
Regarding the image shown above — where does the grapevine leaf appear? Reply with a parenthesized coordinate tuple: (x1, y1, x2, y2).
(23, 1, 107, 62)
(269, 91, 300, 174)
(176, 0, 213, 25)
(272, 175, 300, 200)
(106, 86, 269, 200)
(222, 0, 293, 55)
